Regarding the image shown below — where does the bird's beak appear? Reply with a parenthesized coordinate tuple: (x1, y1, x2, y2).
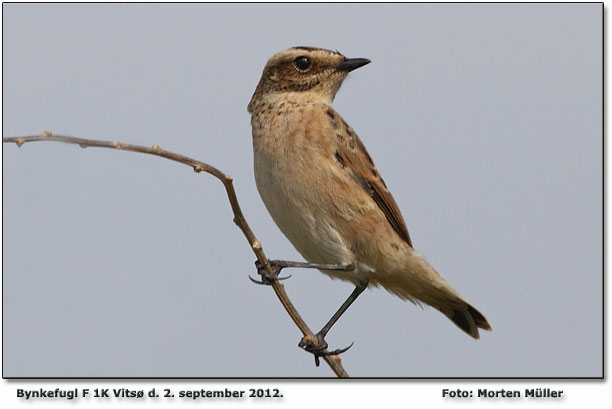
(333, 57, 371, 72)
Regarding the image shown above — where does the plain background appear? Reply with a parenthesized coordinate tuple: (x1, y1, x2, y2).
(2, 3, 602, 377)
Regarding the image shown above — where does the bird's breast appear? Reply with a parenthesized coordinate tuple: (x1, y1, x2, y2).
(250, 103, 363, 278)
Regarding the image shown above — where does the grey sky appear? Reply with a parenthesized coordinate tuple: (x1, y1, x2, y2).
(2, 3, 602, 377)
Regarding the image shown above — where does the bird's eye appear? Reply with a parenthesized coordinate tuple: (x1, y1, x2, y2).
(294, 56, 312, 71)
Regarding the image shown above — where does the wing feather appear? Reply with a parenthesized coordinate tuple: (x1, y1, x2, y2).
(330, 108, 413, 248)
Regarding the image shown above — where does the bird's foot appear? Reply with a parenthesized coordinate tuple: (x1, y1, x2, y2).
(249, 259, 292, 285)
(298, 333, 354, 367)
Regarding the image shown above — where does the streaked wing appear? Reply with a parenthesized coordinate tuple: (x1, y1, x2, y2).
(329, 108, 413, 248)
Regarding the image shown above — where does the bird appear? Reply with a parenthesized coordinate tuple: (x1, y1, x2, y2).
(247, 46, 491, 361)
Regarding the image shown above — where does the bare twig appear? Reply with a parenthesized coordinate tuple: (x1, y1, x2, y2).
(3, 132, 350, 378)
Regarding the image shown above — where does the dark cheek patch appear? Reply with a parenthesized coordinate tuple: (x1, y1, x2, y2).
(278, 76, 321, 92)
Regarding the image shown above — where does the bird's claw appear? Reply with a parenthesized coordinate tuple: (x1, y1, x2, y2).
(248, 273, 292, 285)
(299, 334, 354, 367)
(251, 260, 291, 285)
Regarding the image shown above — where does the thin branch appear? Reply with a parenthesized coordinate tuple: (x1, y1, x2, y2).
(3, 132, 349, 378)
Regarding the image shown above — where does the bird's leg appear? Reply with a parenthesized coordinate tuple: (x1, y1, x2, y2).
(250, 260, 355, 285)
(299, 279, 368, 366)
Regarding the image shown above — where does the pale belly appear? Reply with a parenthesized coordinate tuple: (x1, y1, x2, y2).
(253, 139, 372, 284)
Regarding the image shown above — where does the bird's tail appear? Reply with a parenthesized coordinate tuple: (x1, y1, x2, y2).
(438, 299, 491, 339)
(376, 253, 492, 339)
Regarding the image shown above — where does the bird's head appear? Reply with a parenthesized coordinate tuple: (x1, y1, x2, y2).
(248, 46, 370, 112)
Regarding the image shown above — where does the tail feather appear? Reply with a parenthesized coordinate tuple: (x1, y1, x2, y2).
(467, 304, 492, 331)
(373, 254, 491, 339)
(444, 302, 492, 339)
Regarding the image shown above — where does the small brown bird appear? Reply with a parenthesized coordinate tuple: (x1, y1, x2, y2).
(248, 46, 491, 360)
